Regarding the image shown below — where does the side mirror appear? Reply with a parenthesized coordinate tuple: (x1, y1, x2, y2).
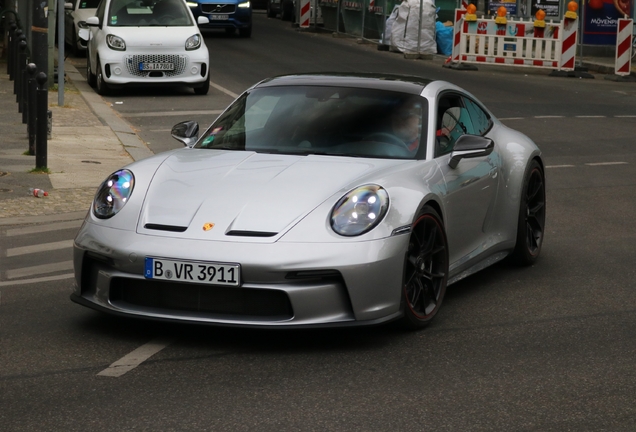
(197, 16, 210, 25)
(78, 28, 90, 42)
(171, 121, 199, 147)
(65, 2, 74, 10)
(448, 134, 494, 169)
(85, 16, 100, 27)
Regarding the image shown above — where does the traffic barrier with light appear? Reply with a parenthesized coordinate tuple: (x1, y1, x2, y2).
(448, 4, 580, 72)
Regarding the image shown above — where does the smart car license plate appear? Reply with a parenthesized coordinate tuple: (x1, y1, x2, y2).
(140, 62, 174, 71)
(145, 257, 240, 286)
(210, 14, 229, 20)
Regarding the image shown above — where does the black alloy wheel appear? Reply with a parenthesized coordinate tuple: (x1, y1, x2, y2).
(511, 159, 546, 265)
(401, 206, 449, 329)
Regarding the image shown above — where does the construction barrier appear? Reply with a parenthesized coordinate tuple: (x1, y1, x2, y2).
(449, 8, 579, 72)
(614, 19, 633, 76)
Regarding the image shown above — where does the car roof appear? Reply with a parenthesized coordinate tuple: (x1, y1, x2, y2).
(255, 73, 434, 95)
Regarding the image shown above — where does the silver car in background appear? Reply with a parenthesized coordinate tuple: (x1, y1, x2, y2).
(72, 73, 546, 330)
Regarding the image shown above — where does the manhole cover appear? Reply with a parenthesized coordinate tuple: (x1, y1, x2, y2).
(0, 188, 12, 193)
(0, 171, 9, 177)
(81, 160, 102, 164)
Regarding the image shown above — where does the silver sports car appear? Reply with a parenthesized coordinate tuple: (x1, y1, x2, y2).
(72, 73, 545, 329)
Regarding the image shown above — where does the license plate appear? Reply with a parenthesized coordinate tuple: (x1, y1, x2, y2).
(210, 14, 229, 20)
(145, 257, 240, 286)
(140, 62, 174, 71)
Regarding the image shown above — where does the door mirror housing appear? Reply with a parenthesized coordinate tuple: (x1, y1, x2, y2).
(171, 121, 199, 147)
(85, 16, 100, 27)
(448, 135, 494, 169)
(197, 16, 210, 25)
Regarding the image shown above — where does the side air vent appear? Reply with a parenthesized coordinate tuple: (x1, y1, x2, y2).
(144, 224, 188, 232)
(226, 230, 278, 237)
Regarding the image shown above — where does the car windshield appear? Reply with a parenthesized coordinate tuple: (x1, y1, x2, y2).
(195, 86, 428, 160)
(107, 0, 193, 26)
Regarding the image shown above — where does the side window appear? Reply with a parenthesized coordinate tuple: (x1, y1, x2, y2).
(96, 0, 106, 22)
(436, 95, 468, 157)
(463, 98, 491, 135)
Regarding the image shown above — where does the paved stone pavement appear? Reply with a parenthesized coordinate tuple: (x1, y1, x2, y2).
(0, 56, 152, 224)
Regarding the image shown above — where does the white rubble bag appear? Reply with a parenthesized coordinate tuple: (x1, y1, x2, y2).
(382, 5, 400, 46)
(390, 0, 437, 55)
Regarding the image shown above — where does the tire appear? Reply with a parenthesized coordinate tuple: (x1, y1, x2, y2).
(86, 51, 97, 87)
(401, 206, 449, 330)
(510, 159, 546, 266)
(266, 1, 277, 17)
(95, 58, 109, 96)
(280, 0, 293, 21)
(193, 78, 210, 95)
(239, 25, 252, 38)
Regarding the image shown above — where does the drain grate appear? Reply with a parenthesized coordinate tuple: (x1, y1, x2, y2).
(81, 160, 102, 164)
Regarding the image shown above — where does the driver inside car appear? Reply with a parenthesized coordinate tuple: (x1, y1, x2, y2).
(390, 100, 423, 153)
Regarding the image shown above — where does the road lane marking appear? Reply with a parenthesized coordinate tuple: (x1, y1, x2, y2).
(5, 220, 83, 237)
(97, 338, 176, 377)
(545, 165, 576, 168)
(534, 116, 565, 118)
(0, 273, 73, 287)
(123, 110, 223, 118)
(614, 115, 636, 118)
(575, 116, 606, 118)
(585, 162, 629, 166)
(6, 260, 74, 280)
(209, 80, 239, 99)
(7, 240, 74, 257)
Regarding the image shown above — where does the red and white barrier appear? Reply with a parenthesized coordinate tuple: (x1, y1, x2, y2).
(451, 9, 579, 72)
(615, 19, 633, 76)
(299, 0, 311, 28)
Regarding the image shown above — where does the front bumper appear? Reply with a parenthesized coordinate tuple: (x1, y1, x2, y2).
(98, 46, 209, 86)
(72, 221, 409, 327)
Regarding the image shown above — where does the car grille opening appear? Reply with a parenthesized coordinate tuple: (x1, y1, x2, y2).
(225, 230, 277, 237)
(110, 278, 293, 321)
(201, 4, 236, 13)
(125, 54, 187, 78)
(144, 224, 188, 232)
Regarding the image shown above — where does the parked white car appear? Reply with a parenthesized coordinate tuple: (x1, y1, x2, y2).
(64, 0, 101, 55)
(84, 0, 210, 95)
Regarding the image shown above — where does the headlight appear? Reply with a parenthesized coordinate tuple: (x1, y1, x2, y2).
(330, 185, 389, 236)
(186, 1, 198, 6)
(238, 1, 251, 7)
(185, 34, 201, 50)
(106, 34, 126, 51)
(93, 170, 135, 219)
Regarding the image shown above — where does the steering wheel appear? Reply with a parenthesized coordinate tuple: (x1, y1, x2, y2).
(362, 132, 411, 152)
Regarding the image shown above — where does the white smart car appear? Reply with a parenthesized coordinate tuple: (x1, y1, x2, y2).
(83, 0, 210, 95)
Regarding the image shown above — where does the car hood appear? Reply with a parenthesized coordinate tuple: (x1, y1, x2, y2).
(137, 150, 406, 240)
(108, 26, 198, 48)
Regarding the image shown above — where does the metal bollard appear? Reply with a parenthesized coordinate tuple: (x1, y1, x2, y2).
(11, 29, 23, 83)
(7, 21, 17, 76)
(21, 65, 29, 123)
(17, 40, 27, 110)
(35, 73, 48, 170)
(27, 64, 37, 156)
(15, 37, 27, 99)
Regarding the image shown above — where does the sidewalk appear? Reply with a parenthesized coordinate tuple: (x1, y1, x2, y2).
(0, 58, 153, 224)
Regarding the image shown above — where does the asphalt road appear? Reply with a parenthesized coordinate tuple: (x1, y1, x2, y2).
(1, 12, 636, 431)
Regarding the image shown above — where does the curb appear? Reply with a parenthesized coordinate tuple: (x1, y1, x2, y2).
(65, 62, 155, 162)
